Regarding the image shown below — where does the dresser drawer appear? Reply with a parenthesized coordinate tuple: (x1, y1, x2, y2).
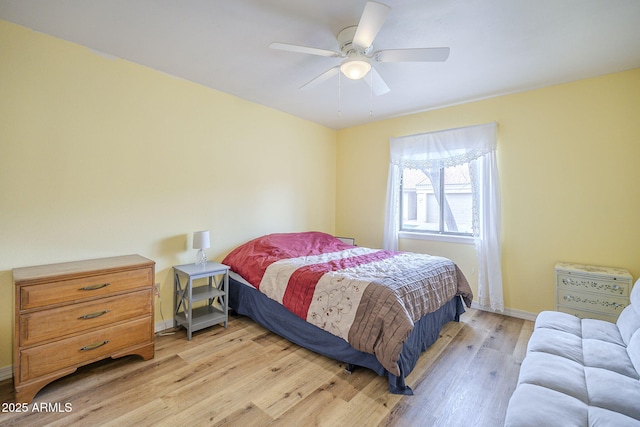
(556, 273, 630, 297)
(557, 288, 628, 316)
(19, 289, 152, 347)
(18, 316, 152, 383)
(20, 268, 153, 310)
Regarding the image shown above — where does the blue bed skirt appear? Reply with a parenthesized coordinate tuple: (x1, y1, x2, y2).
(228, 276, 465, 394)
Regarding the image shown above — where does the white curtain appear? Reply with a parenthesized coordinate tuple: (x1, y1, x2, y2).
(383, 122, 504, 312)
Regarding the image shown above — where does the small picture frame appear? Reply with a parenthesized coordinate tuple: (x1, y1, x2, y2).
(336, 237, 356, 246)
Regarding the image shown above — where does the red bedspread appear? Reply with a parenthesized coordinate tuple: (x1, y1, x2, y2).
(222, 231, 473, 375)
(222, 231, 354, 288)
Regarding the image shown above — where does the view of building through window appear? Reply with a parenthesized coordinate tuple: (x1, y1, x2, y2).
(400, 163, 473, 235)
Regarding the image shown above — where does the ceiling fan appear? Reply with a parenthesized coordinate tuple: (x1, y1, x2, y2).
(269, 1, 450, 95)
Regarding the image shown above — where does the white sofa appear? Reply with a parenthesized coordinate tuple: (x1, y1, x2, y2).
(505, 278, 640, 427)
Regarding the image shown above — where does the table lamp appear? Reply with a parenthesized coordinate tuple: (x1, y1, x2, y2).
(193, 230, 210, 266)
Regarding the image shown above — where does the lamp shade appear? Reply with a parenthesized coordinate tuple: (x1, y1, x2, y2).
(192, 230, 210, 250)
(340, 58, 371, 80)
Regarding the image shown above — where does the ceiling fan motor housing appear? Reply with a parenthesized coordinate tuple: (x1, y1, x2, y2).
(338, 26, 373, 57)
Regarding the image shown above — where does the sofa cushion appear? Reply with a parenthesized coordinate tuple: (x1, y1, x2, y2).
(629, 330, 640, 376)
(504, 383, 588, 427)
(582, 318, 625, 346)
(585, 366, 640, 420)
(618, 279, 640, 345)
(583, 339, 639, 379)
(631, 279, 640, 307)
(517, 351, 587, 402)
(588, 407, 640, 427)
(527, 327, 584, 364)
(534, 310, 582, 335)
(618, 305, 640, 345)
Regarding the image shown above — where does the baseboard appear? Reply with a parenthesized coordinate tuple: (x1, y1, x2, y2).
(0, 365, 12, 382)
(471, 302, 538, 322)
(502, 307, 538, 322)
(155, 318, 175, 334)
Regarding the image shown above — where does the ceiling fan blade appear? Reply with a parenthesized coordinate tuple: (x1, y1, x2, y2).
(366, 67, 390, 95)
(270, 42, 342, 58)
(375, 47, 450, 62)
(300, 66, 340, 90)
(353, 1, 391, 49)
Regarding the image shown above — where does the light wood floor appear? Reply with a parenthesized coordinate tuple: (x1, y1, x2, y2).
(0, 308, 533, 427)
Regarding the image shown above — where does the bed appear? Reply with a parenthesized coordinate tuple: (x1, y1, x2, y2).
(221, 231, 473, 394)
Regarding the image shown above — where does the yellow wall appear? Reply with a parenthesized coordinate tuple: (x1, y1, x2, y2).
(2, 17, 639, 374)
(0, 20, 337, 370)
(337, 68, 640, 316)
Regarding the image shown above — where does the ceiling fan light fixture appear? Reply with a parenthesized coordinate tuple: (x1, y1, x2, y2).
(340, 58, 371, 80)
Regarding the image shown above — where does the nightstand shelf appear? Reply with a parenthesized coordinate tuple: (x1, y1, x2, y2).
(189, 284, 226, 302)
(174, 305, 226, 331)
(173, 261, 229, 340)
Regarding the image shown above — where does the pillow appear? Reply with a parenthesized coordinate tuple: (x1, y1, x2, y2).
(222, 232, 354, 287)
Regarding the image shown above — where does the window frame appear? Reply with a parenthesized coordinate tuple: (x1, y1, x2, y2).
(399, 163, 474, 239)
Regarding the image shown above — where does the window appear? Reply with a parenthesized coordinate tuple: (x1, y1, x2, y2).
(400, 163, 472, 235)
(383, 122, 504, 312)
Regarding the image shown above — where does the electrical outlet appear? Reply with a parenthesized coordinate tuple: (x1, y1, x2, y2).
(154, 283, 161, 297)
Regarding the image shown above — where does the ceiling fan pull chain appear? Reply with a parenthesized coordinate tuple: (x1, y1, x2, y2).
(338, 72, 342, 117)
(369, 71, 373, 117)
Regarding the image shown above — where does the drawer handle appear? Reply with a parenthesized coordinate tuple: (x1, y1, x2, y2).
(79, 283, 110, 291)
(79, 310, 110, 320)
(80, 340, 110, 351)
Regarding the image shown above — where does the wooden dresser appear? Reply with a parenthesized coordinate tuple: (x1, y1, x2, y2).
(555, 262, 633, 322)
(13, 254, 155, 403)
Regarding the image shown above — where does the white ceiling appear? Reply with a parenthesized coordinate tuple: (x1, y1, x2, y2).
(1, 0, 639, 129)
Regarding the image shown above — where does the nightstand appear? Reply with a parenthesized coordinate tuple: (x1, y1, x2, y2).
(555, 262, 633, 322)
(173, 262, 229, 340)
